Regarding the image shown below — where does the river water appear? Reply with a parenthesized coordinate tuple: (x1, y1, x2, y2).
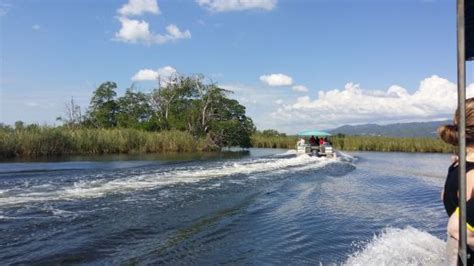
(0, 149, 452, 265)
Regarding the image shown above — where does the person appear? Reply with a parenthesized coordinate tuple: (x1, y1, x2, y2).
(297, 138, 305, 146)
(438, 98, 474, 265)
(319, 137, 325, 145)
(309, 135, 317, 146)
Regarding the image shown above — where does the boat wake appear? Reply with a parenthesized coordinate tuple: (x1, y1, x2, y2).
(345, 227, 446, 266)
(0, 152, 353, 207)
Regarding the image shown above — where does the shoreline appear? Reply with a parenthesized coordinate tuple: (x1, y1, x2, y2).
(0, 128, 454, 160)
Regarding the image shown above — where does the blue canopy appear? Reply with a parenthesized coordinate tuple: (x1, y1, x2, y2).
(297, 130, 331, 137)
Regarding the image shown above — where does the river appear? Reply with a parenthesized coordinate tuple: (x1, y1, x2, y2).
(0, 149, 452, 265)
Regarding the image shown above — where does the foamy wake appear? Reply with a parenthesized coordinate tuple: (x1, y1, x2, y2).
(0, 153, 348, 207)
(345, 227, 446, 266)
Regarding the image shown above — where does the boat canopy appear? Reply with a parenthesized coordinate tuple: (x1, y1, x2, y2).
(297, 130, 331, 137)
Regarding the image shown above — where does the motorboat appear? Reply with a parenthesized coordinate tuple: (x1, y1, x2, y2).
(296, 130, 335, 158)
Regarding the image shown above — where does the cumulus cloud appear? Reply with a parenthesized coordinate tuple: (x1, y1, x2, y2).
(271, 75, 474, 131)
(292, 85, 308, 92)
(196, 0, 277, 12)
(260, 73, 293, 86)
(118, 0, 160, 16)
(115, 17, 191, 44)
(132, 66, 177, 81)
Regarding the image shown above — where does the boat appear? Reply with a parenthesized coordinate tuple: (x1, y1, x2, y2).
(296, 130, 335, 158)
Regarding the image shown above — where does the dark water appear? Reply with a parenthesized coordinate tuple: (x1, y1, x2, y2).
(0, 149, 451, 265)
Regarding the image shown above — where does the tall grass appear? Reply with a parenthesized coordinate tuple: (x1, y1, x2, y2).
(251, 133, 298, 149)
(251, 134, 455, 153)
(330, 136, 454, 153)
(0, 127, 456, 159)
(0, 127, 212, 159)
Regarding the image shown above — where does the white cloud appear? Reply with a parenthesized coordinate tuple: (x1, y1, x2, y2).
(155, 24, 192, 44)
(118, 0, 160, 16)
(196, 0, 277, 12)
(271, 75, 474, 131)
(115, 17, 191, 45)
(115, 17, 153, 43)
(132, 66, 177, 81)
(260, 73, 293, 86)
(292, 85, 308, 92)
(32, 24, 41, 31)
(275, 99, 283, 104)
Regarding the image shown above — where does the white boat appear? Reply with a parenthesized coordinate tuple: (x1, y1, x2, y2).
(296, 143, 335, 157)
(295, 130, 335, 158)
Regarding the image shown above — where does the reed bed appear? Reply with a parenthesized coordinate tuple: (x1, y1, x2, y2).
(330, 136, 454, 153)
(0, 127, 456, 159)
(251, 134, 455, 153)
(251, 134, 298, 149)
(0, 127, 210, 159)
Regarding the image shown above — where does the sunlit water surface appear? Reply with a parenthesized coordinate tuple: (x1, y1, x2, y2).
(0, 149, 452, 265)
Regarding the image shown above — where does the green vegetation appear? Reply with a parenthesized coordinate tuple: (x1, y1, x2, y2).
(250, 131, 454, 153)
(61, 74, 255, 146)
(330, 135, 454, 153)
(251, 131, 298, 149)
(0, 74, 258, 159)
(0, 126, 212, 158)
(0, 74, 456, 158)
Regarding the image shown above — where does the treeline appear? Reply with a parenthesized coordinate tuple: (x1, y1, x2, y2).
(63, 75, 255, 148)
(250, 131, 454, 153)
(0, 74, 257, 159)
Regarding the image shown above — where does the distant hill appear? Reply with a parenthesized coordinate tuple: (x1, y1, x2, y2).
(328, 120, 451, 138)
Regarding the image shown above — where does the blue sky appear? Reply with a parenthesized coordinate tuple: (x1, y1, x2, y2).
(0, 0, 470, 133)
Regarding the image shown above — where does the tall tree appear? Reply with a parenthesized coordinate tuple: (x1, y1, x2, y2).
(116, 89, 153, 129)
(88, 81, 118, 128)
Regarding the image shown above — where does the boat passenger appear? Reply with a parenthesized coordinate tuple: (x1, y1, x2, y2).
(297, 138, 305, 146)
(319, 138, 325, 145)
(309, 135, 317, 146)
(438, 97, 474, 265)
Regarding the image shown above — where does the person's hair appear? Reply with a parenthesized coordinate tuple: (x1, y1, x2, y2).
(438, 98, 474, 146)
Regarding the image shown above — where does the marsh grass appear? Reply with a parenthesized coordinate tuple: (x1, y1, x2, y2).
(251, 134, 454, 153)
(0, 128, 455, 159)
(0, 127, 210, 159)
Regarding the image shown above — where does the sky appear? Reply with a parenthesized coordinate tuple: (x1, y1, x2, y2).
(1, 0, 473, 133)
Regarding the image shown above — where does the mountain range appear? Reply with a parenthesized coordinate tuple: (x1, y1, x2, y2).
(328, 120, 452, 138)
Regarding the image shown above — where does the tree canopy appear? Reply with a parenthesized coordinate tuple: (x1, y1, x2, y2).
(76, 75, 255, 148)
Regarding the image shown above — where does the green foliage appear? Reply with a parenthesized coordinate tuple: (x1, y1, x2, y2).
(260, 129, 287, 137)
(1, 75, 257, 159)
(150, 75, 254, 148)
(116, 89, 153, 129)
(330, 135, 454, 153)
(251, 132, 298, 149)
(0, 127, 214, 159)
(88, 81, 118, 128)
(251, 132, 455, 153)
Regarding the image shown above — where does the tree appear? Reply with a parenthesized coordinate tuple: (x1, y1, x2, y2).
(116, 89, 153, 129)
(14, 121, 24, 130)
(87, 81, 118, 128)
(209, 98, 256, 148)
(57, 97, 83, 129)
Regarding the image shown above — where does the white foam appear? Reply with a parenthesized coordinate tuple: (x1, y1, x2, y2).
(0, 154, 350, 206)
(274, 149, 298, 156)
(345, 227, 445, 266)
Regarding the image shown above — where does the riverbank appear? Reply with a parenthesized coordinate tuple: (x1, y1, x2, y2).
(0, 128, 454, 159)
(251, 134, 454, 153)
(0, 128, 214, 159)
